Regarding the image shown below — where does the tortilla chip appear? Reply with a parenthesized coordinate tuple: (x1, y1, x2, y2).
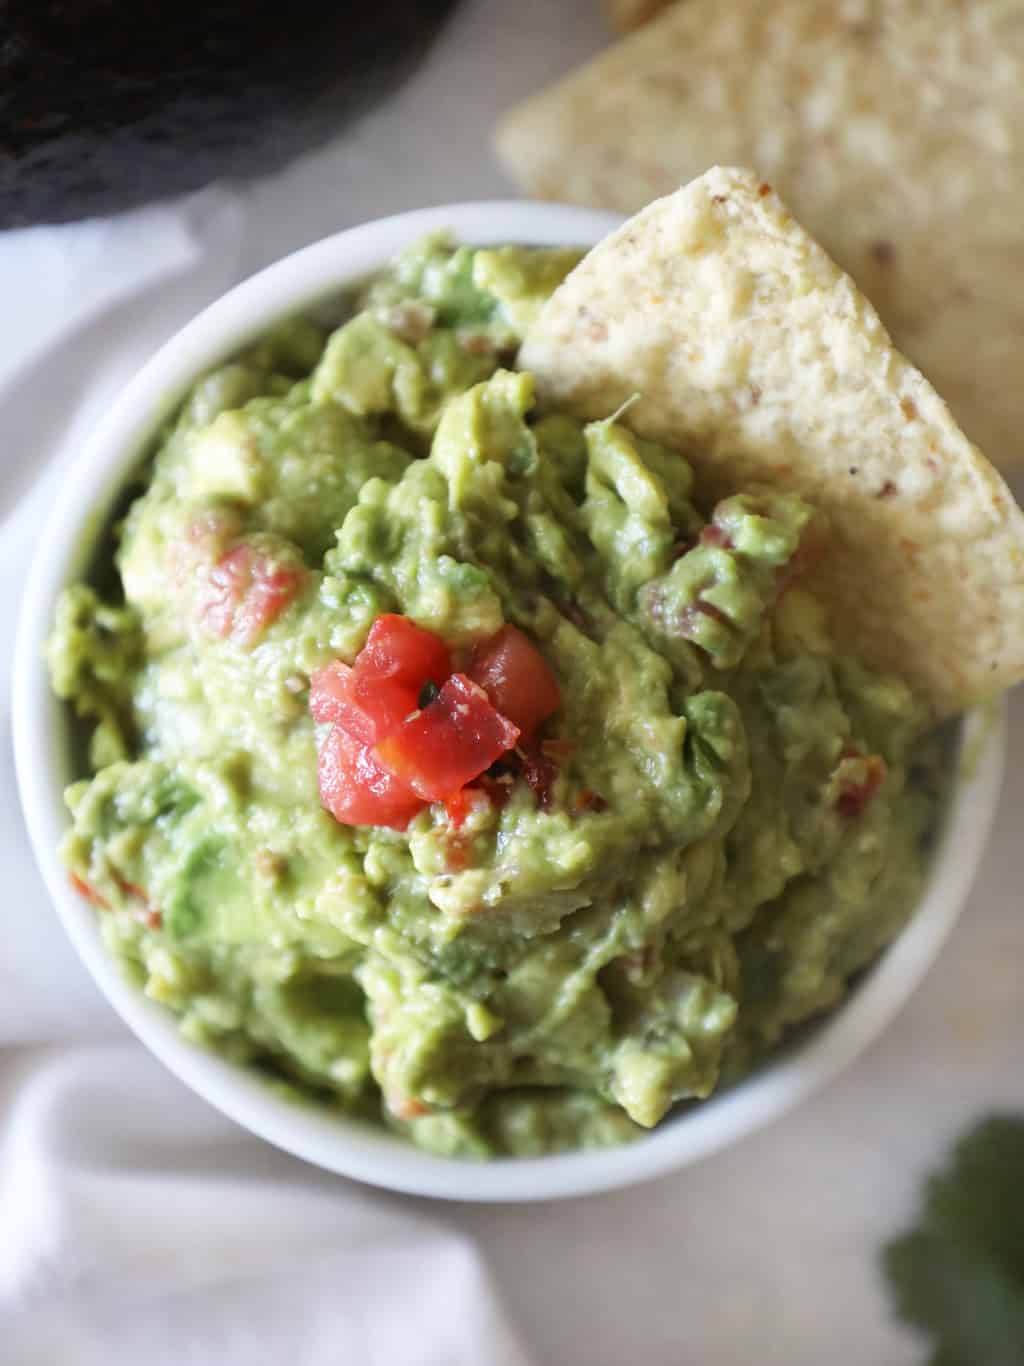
(497, 0, 1024, 471)
(604, 0, 675, 31)
(520, 168, 1024, 717)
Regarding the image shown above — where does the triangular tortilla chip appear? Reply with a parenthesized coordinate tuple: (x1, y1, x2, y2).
(520, 167, 1024, 717)
(497, 0, 1024, 471)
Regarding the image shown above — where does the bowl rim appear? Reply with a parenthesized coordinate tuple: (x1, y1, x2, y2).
(12, 199, 1007, 1203)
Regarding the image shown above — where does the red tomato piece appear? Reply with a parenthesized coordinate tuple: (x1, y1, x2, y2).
(310, 615, 451, 743)
(360, 614, 451, 689)
(112, 876, 162, 931)
(444, 787, 475, 830)
(518, 740, 559, 811)
(836, 752, 887, 820)
(309, 660, 351, 724)
(309, 660, 418, 744)
(443, 784, 493, 830)
(468, 625, 561, 737)
(318, 725, 425, 830)
(376, 674, 520, 802)
(69, 872, 108, 909)
(317, 724, 424, 830)
(386, 1094, 432, 1122)
(473, 772, 514, 812)
(199, 543, 306, 646)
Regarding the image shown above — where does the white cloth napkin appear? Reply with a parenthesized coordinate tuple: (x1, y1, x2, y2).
(2, 3, 1024, 1362)
(1, 1047, 528, 1366)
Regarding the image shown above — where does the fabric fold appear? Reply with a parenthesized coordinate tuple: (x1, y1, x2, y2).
(1, 1044, 532, 1366)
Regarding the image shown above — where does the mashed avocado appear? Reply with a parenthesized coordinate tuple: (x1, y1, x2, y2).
(47, 235, 949, 1158)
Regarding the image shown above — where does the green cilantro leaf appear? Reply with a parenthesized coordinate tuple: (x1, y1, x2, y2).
(884, 1116, 1024, 1365)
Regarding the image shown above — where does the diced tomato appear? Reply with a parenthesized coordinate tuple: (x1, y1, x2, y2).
(700, 522, 734, 549)
(317, 725, 424, 830)
(443, 784, 493, 830)
(360, 615, 451, 690)
(309, 659, 418, 744)
(474, 772, 514, 812)
(69, 872, 108, 909)
(68, 871, 160, 928)
(518, 740, 559, 811)
(312, 617, 527, 830)
(310, 660, 351, 723)
(376, 674, 520, 802)
(444, 787, 474, 829)
(836, 752, 887, 820)
(386, 1094, 432, 1122)
(445, 838, 471, 872)
(115, 878, 162, 930)
(468, 625, 561, 737)
(198, 542, 306, 646)
(309, 616, 450, 743)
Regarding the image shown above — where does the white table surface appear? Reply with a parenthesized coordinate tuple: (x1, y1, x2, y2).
(3, 3, 1023, 1361)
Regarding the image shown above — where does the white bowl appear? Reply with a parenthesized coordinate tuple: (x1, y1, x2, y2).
(13, 201, 1006, 1202)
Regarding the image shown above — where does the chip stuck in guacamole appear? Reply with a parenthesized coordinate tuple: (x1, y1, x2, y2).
(48, 176, 1018, 1160)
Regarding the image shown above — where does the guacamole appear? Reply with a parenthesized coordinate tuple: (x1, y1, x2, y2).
(48, 235, 948, 1158)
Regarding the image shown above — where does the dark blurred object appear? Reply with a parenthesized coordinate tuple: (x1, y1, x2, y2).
(884, 1115, 1024, 1366)
(0, 0, 460, 228)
